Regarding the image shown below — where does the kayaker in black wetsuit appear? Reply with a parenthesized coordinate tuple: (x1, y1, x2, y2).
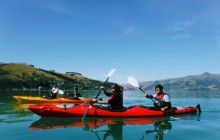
(73, 85, 82, 100)
(67, 85, 82, 100)
(95, 84, 123, 110)
(144, 84, 172, 111)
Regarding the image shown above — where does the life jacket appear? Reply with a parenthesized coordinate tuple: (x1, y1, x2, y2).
(108, 94, 114, 100)
(108, 93, 123, 110)
(155, 93, 165, 101)
(153, 93, 171, 110)
(154, 93, 165, 109)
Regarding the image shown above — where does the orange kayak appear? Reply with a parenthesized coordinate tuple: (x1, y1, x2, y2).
(13, 96, 94, 104)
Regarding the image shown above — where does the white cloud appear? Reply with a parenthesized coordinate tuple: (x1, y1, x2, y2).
(24, 0, 73, 15)
(170, 34, 191, 40)
(167, 20, 194, 31)
(167, 20, 194, 40)
(123, 27, 136, 35)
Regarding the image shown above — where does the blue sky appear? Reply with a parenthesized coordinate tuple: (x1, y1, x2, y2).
(0, 0, 220, 84)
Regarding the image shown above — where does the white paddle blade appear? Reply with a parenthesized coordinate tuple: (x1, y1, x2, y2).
(58, 90, 64, 94)
(127, 76, 139, 88)
(108, 68, 116, 77)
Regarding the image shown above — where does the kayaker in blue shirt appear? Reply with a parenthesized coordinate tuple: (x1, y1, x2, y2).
(95, 84, 123, 110)
(144, 84, 172, 111)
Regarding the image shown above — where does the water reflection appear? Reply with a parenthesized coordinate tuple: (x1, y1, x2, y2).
(29, 117, 164, 140)
(0, 102, 32, 123)
(87, 121, 123, 140)
(140, 120, 172, 140)
(29, 117, 163, 130)
(29, 114, 200, 140)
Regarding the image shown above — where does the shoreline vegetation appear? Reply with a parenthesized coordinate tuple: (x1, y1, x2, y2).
(0, 62, 113, 90)
(0, 62, 220, 91)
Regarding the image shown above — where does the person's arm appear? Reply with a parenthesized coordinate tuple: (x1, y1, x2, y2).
(93, 99, 108, 104)
(97, 100, 108, 104)
(144, 92, 153, 98)
(100, 86, 111, 96)
(161, 95, 171, 111)
(163, 94, 170, 102)
(161, 106, 169, 111)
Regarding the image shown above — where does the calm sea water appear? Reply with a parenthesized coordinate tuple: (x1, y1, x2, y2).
(1, 90, 220, 140)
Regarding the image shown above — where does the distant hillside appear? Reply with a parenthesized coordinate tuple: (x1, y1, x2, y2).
(125, 72, 220, 91)
(0, 62, 113, 90)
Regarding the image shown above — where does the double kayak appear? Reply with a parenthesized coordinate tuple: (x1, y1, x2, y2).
(13, 96, 94, 104)
(28, 104, 201, 117)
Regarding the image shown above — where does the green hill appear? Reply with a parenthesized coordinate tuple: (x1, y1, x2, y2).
(125, 72, 220, 91)
(0, 63, 113, 90)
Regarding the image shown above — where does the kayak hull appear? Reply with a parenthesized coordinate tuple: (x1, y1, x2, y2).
(13, 96, 94, 104)
(28, 104, 199, 118)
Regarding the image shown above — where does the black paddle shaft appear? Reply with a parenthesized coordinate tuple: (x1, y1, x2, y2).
(95, 77, 109, 99)
(139, 87, 145, 93)
(82, 76, 111, 120)
(139, 87, 160, 108)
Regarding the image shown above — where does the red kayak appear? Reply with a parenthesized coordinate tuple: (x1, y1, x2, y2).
(28, 104, 200, 118)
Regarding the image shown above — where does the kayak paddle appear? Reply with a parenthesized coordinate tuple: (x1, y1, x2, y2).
(95, 68, 116, 99)
(82, 68, 116, 120)
(58, 90, 64, 95)
(127, 76, 145, 93)
(127, 76, 158, 105)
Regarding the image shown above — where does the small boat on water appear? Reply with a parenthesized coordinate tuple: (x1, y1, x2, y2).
(28, 103, 201, 118)
(13, 96, 94, 104)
